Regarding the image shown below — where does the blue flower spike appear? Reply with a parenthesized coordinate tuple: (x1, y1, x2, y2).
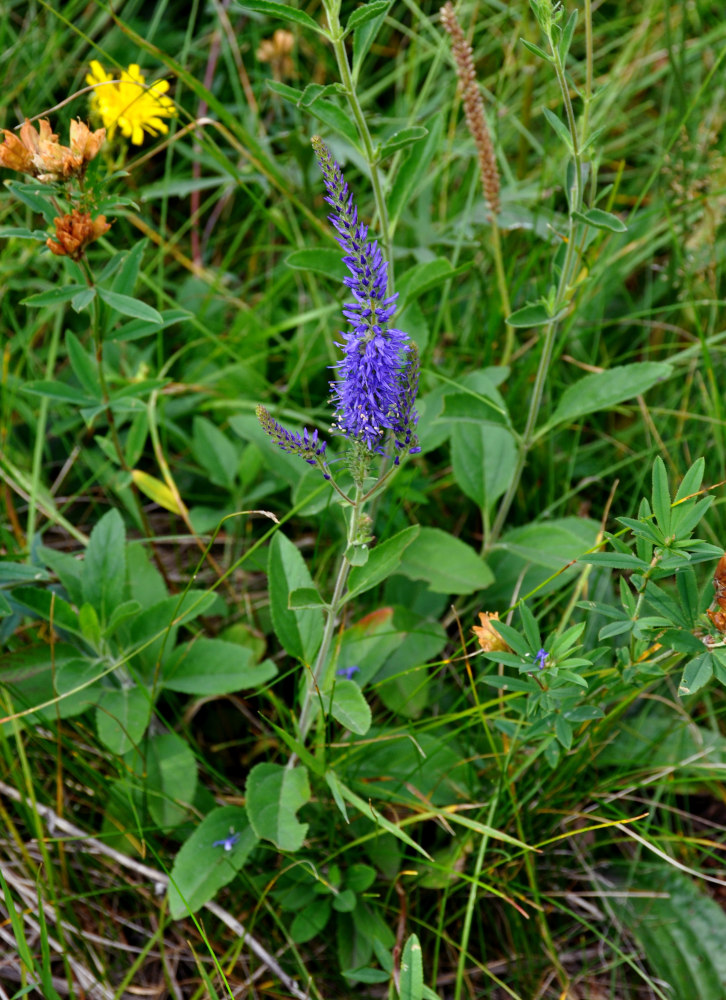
(256, 136, 419, 475)
(312, 136, 419, 458)
(212, 830, 241, 852)
(535, 648, 549, 670)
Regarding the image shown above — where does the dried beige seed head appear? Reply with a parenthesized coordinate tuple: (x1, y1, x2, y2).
(440, 2, 501, 219)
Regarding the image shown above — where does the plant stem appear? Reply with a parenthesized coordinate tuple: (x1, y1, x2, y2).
(325, 5, 393, 287)
(295, 486, 363, 746)
(489, 23, 586, 544)
(27, 309, 63, 551)
(492, 220, 513, 364)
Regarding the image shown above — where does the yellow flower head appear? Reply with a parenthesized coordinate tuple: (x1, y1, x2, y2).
(86, 60, 176, 145)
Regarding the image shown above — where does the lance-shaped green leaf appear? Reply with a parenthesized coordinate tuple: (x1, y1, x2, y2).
(400, 934, 424, 1000)
(546, 362, 672, 429)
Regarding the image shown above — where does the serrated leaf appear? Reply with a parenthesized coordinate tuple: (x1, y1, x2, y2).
(379, 126, 429, 158)
(346, 0, 390, 33)
(235, 0, 324, 33)
(289, 586, 327, 609)
(328, 680, 371, 735)
(245, 762, 311, 851)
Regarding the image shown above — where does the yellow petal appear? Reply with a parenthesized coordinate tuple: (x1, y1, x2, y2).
(131, 469, 183, 513)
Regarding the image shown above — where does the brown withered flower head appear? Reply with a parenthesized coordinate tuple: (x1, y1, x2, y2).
(257, 29, 295, 80)
(0, 118, 105, 183)
(472, 612, 511, 654)
(47, 210, 111, 261)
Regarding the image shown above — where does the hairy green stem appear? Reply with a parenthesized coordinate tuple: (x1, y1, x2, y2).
(489, 20, 586, 544)
(295, 486, 363, 746)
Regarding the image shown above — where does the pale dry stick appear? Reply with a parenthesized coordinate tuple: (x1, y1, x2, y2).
(0, 877, 114, 1000)
(0, 780, 309, 1000)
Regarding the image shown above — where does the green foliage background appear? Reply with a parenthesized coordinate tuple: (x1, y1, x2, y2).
(2, 0, 726, 997)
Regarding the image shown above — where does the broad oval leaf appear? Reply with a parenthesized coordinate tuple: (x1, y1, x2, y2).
(162, 638, 277, 695)
(245, 762, 311, 852)
(96, 686, 152, 754)
(396, 527, 493, 595)
(235, 0, 324, 33)
(268, 532, 324, 662)
(451, 423, 518, 511)
(168, 805, 257, 919)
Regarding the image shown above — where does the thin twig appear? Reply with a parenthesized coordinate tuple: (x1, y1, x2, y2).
(0, 780, 309, 1000)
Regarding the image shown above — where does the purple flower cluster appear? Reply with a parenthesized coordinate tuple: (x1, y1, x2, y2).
(256, 138, 419, 475)
(256, 405, 330, 478)
(312, 136, 419, 460)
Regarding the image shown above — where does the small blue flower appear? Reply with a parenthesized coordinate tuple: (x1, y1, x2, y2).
(535, 648, 548, 669)
(212, 831, 240, 852)
(336, 665, 360, 680)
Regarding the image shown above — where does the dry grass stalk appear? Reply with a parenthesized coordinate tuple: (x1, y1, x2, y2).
(440, 1, 500, 219)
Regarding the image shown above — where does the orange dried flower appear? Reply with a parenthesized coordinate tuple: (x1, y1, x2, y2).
(472, 612, 511, 653)
(257, 29, 295, 79)
(707, 552, 726, 632)
(0, 118, 105, 182)
(69, 119, 106, 163)
(46, 210, 111, 261)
